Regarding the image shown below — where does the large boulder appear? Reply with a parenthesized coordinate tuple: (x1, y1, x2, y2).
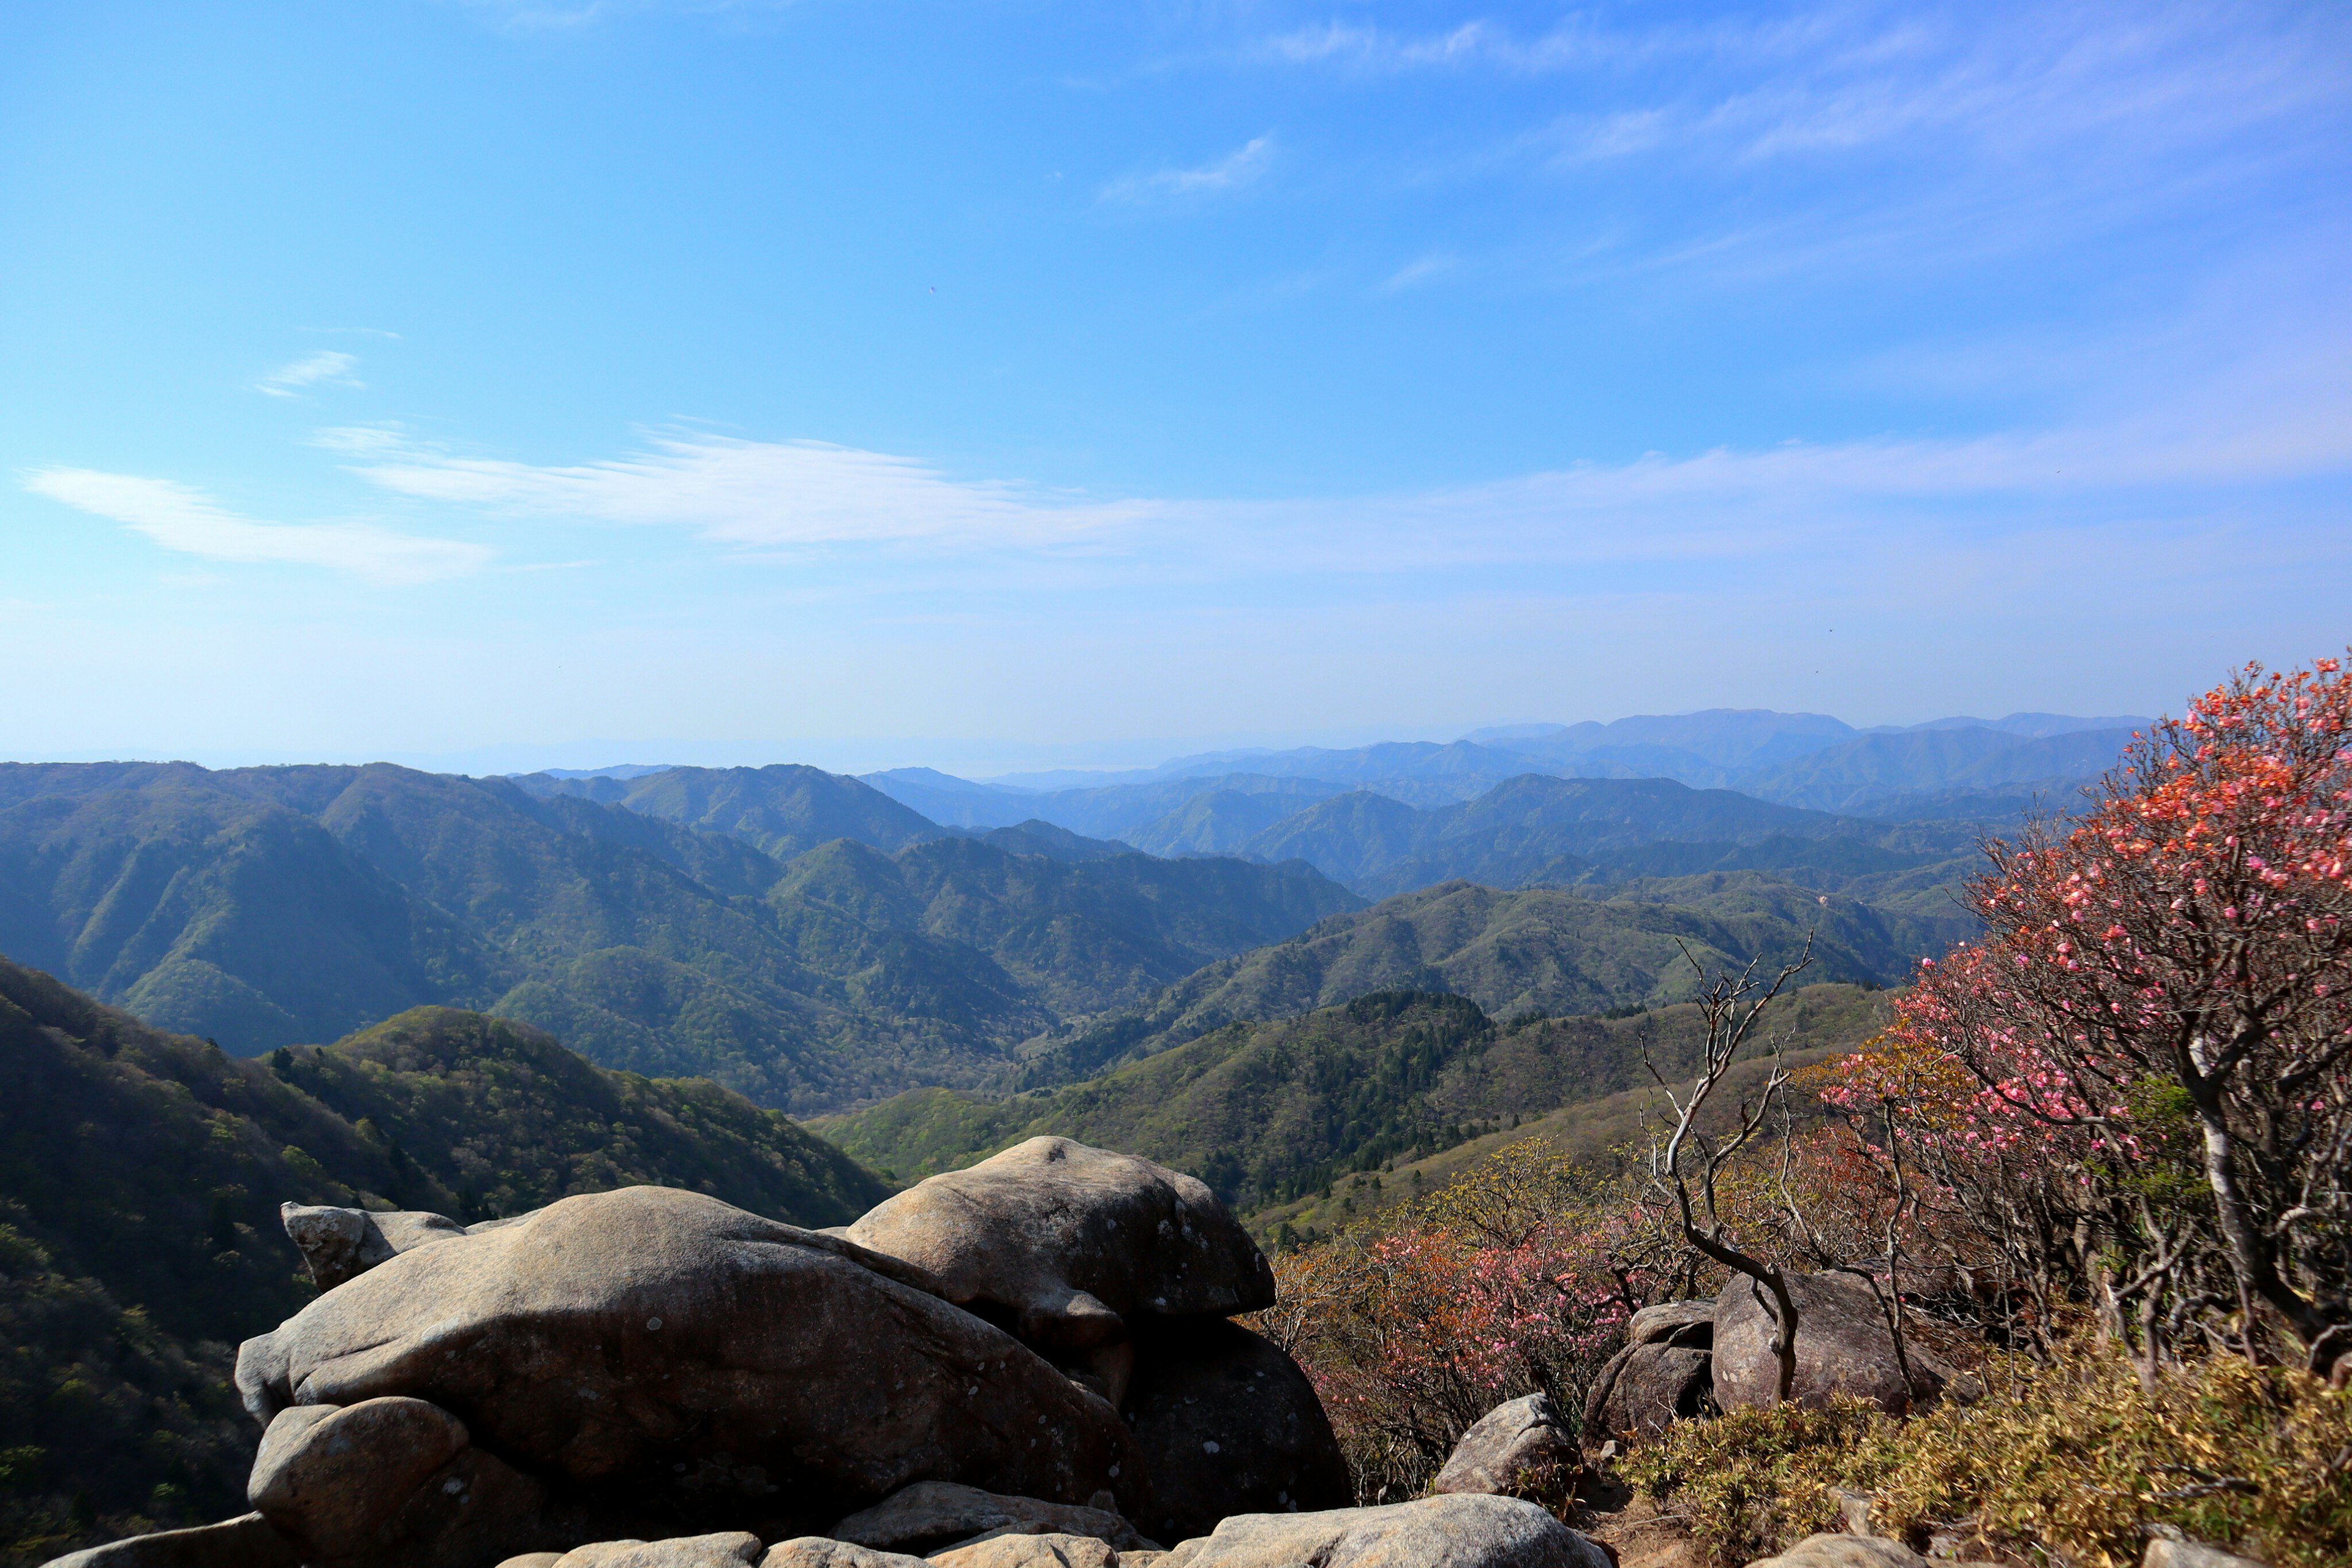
(1711, 1273, 1943, 1416)
(1119, 1319, 1351, 1544)
(828, 1482, 1155, 1555)
(244, 1396, 553, 1567)
(1158, 1497, 1610, 1568)
(236, 1186, 1144, 1539)
(1580, 1303, 1714, 1443)
(1431, 1394, 1578, 1499)
(281, 1204, 470, 1291)
(845, 1139, 1274, 1402)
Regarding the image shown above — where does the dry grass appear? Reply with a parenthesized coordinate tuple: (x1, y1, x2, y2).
(1621, 1342, 2352, 1567)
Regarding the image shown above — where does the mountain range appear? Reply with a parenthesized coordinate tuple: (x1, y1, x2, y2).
(0, 763, 1355, 1112)
(862, 708, 2139, 837)
(0, 710, 2133, 1112)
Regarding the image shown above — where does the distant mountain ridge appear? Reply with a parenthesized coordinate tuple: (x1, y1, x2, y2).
(853, 709, 2139, 857)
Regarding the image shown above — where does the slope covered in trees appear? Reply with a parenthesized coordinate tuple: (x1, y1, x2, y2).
(0, 957, 889, 1561)
(813, 982, 1885, 1213)
(0, 763, 1358, 1112)
(1014, 872, 1953, 1088)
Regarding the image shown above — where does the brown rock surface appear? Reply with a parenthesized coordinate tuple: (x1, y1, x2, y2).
(235, 1185, 1144, 1535)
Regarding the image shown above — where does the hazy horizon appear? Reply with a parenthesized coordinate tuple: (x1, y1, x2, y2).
(1, 700, 2155, 782)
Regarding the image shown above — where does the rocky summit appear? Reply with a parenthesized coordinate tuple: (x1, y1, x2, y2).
(43, 1138, 1608, 1568)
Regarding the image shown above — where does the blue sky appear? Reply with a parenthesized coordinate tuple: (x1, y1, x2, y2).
(4, 0, 2347, 774)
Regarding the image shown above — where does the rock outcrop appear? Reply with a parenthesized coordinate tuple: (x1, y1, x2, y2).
(236, 1185, 1144, 1539)
(58, 1141, 1349, 1568)
(1579, 1302, 1714, 1444)
(1159, 1498, 1611, 1568)
(1710, 1274, 1942, 1416)
(1430, 1395, 1578, 1499)
(1120, 1320, 1350, 1544)
(846, 1139, 1275, 1404)
(281, 1204, 472, 1292)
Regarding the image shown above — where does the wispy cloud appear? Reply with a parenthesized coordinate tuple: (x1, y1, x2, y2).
(22, 469, 490, 584)
(336, 429, 1152, 551)
(1101, 136, 1274, 203)
(256, 350, 364, 399)
(307, 305, 2352, 584)
(1376, 254, 1458, 293)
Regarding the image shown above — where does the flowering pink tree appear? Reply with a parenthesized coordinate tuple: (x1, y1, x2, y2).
(1888, 658, 2352, 1376)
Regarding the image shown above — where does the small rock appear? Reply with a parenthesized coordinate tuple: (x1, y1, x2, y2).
(1827, 1490, 1877, 1538)
(829, 1482, 1153, 1555)
(1747, 1536, 1927, 1568)
(929, 1534, 1120, 1568)
(556, 1536, 765, 1568)
(281, 1204, 467, 1291)
(1158, 1496, 1610, 1568)
(2142, 1541, 2269, 1568)
(1432, 1394, 1580, 1499)
(37, 1513, 301, 1567)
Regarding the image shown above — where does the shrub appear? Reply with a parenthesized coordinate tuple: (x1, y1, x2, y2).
(1623, 1341, 2352, 1568)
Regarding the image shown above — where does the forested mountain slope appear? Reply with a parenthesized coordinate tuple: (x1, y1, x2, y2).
(0, 763, 1357, 1111)
(1014, 872, 1951, 1088)
(814, 982, 1885, 1213)
(0, 957, 888, 1559)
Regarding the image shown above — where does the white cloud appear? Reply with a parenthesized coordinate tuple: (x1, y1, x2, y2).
(23, 469, 491, 584)
(256, 350, 364, 398)
(1102, 137, 1274, 203)
(341, 431, 1152, 551)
